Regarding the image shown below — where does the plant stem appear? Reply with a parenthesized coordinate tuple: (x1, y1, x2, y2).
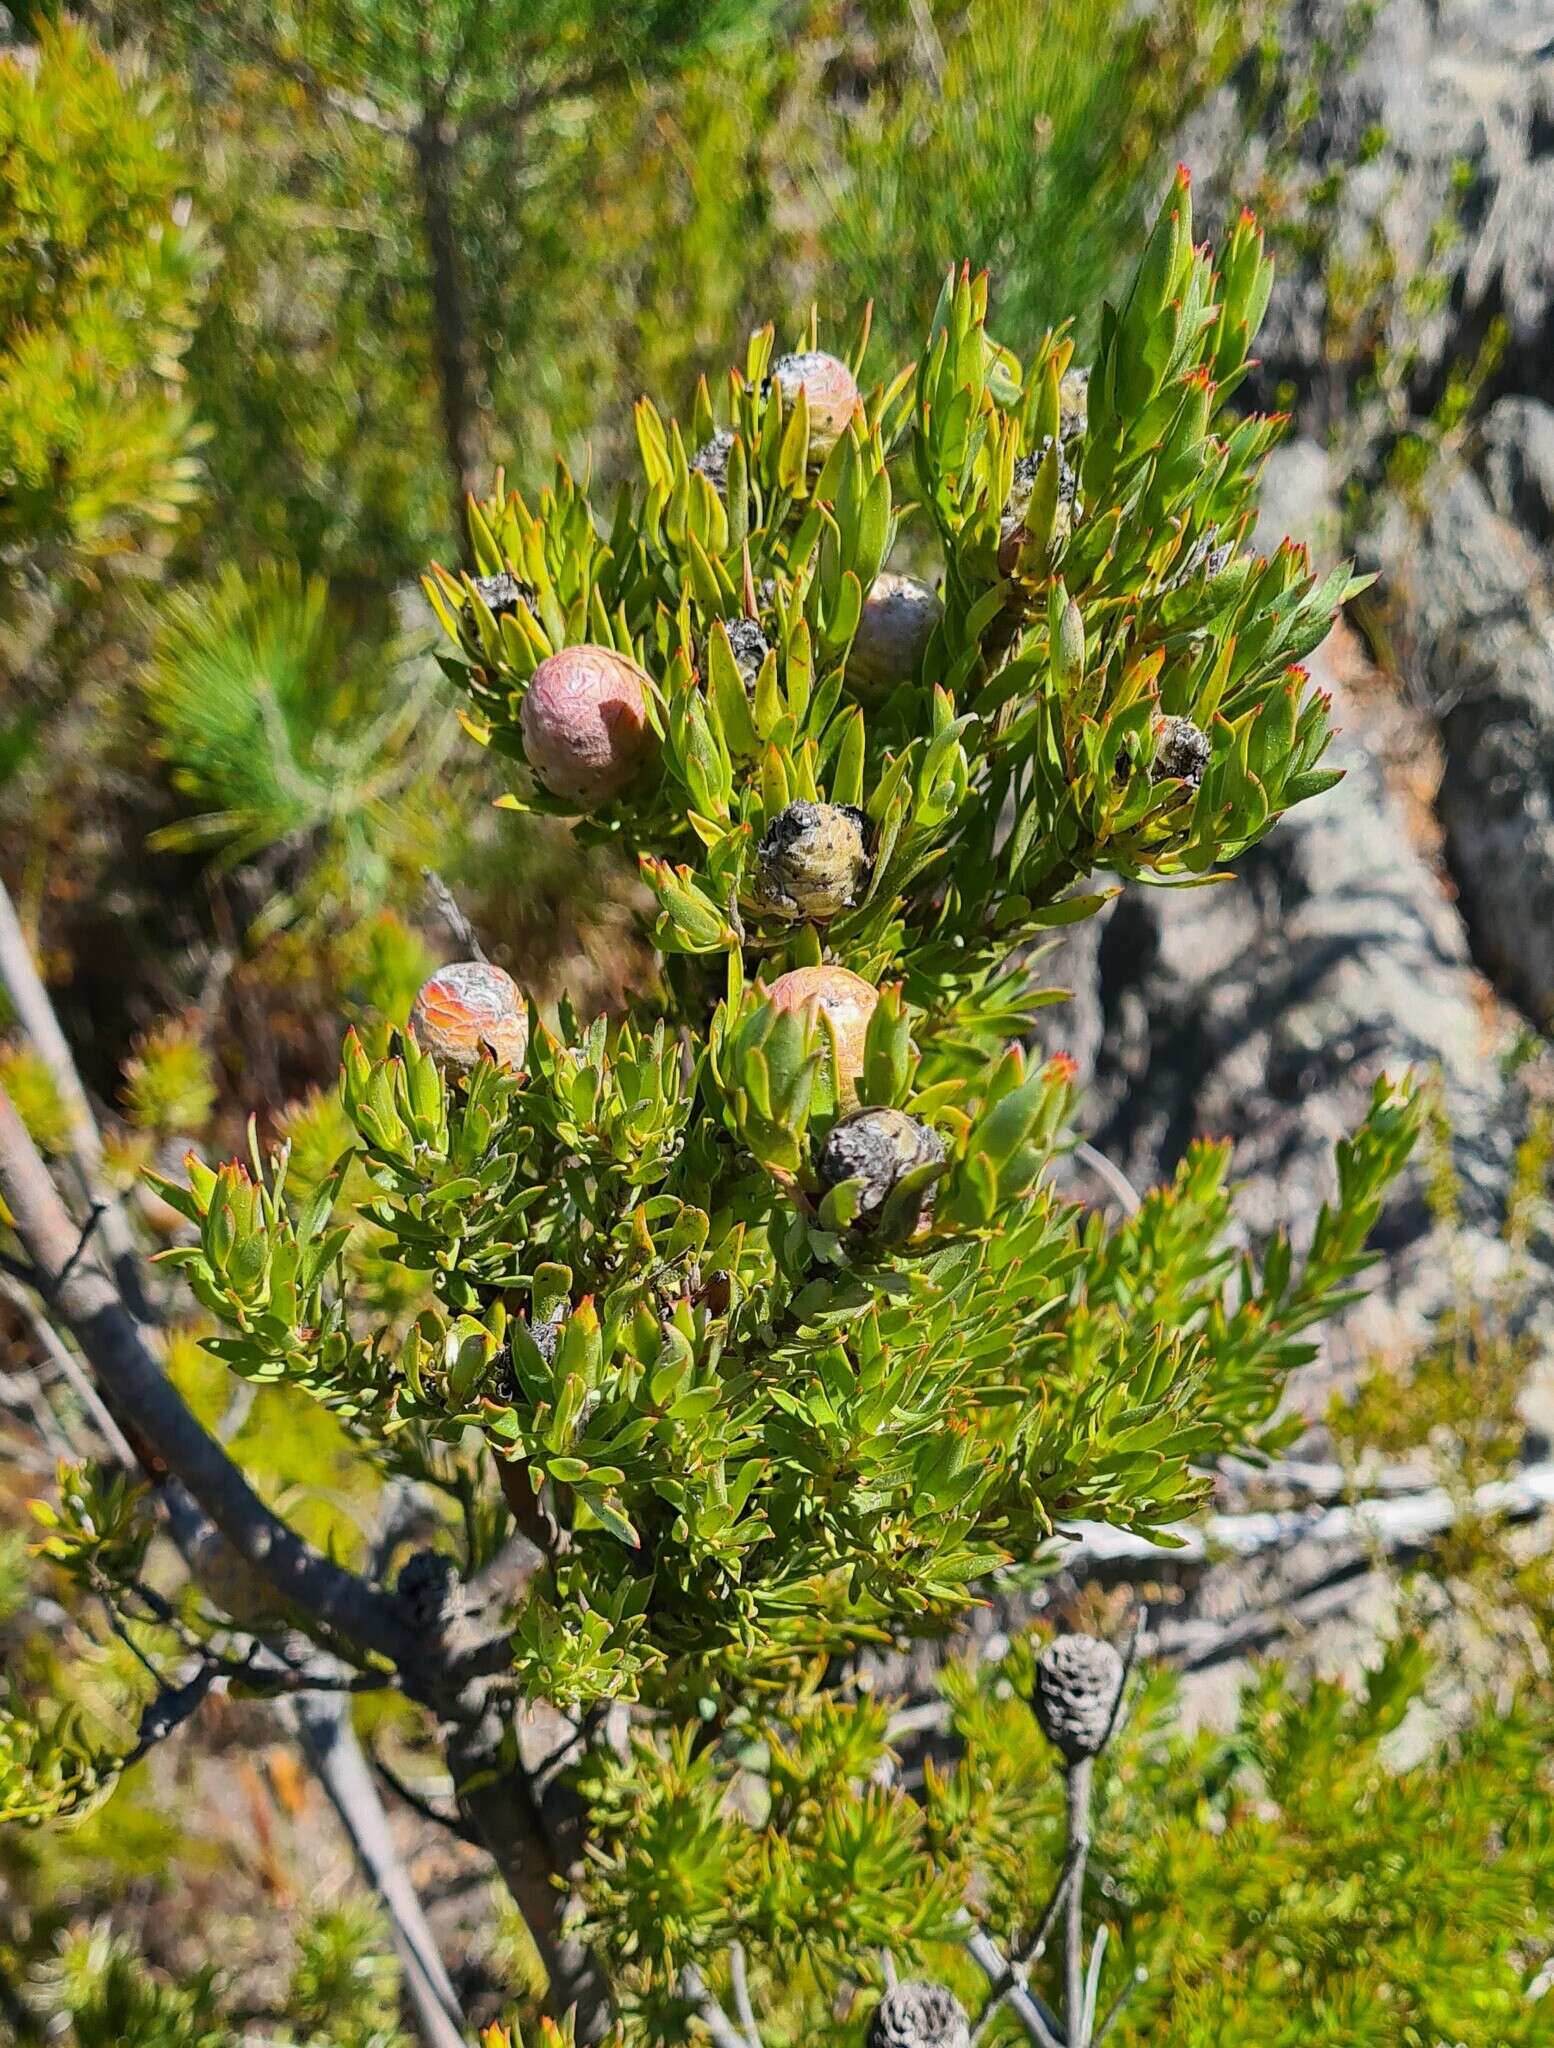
(0, 877, 148, 1317)
(1065, 1756, 1095, 2048)
(410, 111, 482, 544)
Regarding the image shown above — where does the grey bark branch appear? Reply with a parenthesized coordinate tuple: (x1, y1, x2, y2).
(1060, 1460, 1554, 1571)
(679, 1964, 752, 2048)
(963, 1922, 1067, 2048)
(0, 877, 148, 1314)
(284, 1690, 468, 2048)
(410, 114, 482, 541)
(0, 1081, 413, 1666)
(1063, 1759, 1094, 2048)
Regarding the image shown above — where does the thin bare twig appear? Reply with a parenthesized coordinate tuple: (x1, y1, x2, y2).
(679, 1964, 751, 2048)
(0, 1271, 138, 1462)
(1072, 1140, 1142, 1215)
(973, 1853, 1079, 2042)
(0, 877, 149, 1315)
(421, 869, 488, 962)
(1064, 1756, 1095, 2047)
(729, 1940, 761, 2048)
(286, 1689, 468, 2048)
(1094, 1964, 1147, 2044)
(963, 1922, 1066, 2048)
(370, 1742, 477, 1844)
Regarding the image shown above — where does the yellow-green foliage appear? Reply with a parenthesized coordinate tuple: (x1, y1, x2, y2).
(578, 1633, 1554, 2046)
(0, 21, 204, 592)
(120, 1019, 217, 1139)
(0, 1042, 72, 1155)
(828, 0, 1253, 361)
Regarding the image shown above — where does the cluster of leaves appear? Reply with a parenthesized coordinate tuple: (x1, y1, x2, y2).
(829, 0, 1252, 367)
(141, 560, 449, 912)
(577, 1628, 1554, 2047)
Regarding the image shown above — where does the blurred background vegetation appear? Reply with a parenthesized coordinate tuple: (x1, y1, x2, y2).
(18, 3, 1543, 2042)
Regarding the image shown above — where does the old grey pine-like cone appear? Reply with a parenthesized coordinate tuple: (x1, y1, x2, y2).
(1033, 1633, 1125, 1762)
(867, 1980, 971, 2048)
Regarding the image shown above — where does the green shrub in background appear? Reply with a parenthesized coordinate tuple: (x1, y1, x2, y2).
(825, 0, 1251, 364)
(0, 20, 204, 604)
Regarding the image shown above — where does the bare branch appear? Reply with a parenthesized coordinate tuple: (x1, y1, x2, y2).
(962, 1921, 1066, 2048)
(422, 868, 488, 962)
(729, 1940, 761, 2048)
(0, 878, 148, 1313)
(370, 1742, 477, 1844)
(1094, 1965, 1147, 2044)
(0, 1270, 137, 1463)
(0, 1081, 413, 1667)
(679, 1964, 751, 2048)
(1063, 1757, 1096, 2047)
(1072, 1140, 1142, 1216)
(285, 1690, 468, 2048)
(1061, 1460, 1554, 1572)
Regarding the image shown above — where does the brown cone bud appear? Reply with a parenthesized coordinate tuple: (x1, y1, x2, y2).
(867, 1982, 971, 2048)
(849, 572, 941, 694)
(756, 801, 871, 924)
(691, 429, 736, 496)
(1033, 1634, 1125, 1761)
(520, 644, 653, 807)
(768, 350, 861, 459)
(1151, 713, 1211, 788)
(767, 964, 877, 1104)
(468, 570, 532, 620)
(725, 616, 770, 692)
(817, 1105, 946, 1232)
(410, 961, 529, 1073)
(998, 443, 1081, 574)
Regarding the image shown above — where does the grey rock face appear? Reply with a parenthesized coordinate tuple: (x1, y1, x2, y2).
(1478, 398, 1554, 543)
(1223, 0, 1554, 415)
(1388, 458, 1554, 1028)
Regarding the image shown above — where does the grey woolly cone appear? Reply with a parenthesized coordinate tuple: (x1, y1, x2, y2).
(867, 1981, 971, 2048)
(1033, 1633, 1124, 1761)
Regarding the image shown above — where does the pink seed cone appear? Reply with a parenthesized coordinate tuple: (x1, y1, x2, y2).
(520, 644, 653, 807)
(767, 964, 878, 1103)
(410, 960, 529, 1073)
(769, 350, 862, 459)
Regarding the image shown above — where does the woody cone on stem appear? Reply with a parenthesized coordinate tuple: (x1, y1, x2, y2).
(0, 169, 1424, 2047)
